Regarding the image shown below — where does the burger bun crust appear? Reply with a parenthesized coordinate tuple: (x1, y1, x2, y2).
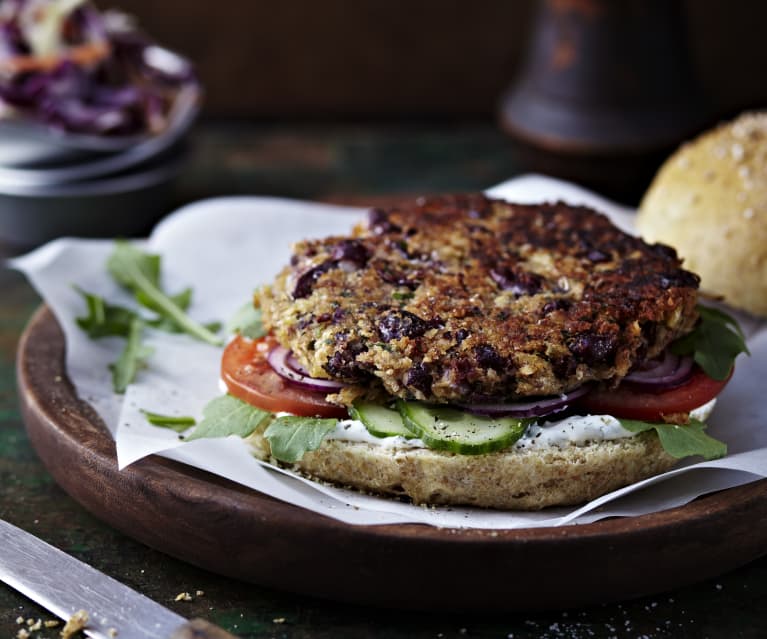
(249, 431, 676, 510)
(638, 111, 767, 317)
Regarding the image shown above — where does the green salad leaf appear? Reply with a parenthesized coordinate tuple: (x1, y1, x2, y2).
(137, 286, 191, 314)
(75, 242, 224, 393)
(107, 241, 222, 346)
(264, 415, 338, 463)
(139, 287, 191, 332)
(141, 410, 197, 432)
(74, 287, 137, 338)
(185, 394, 270, 441)
(110, 318, 153, 394)
(619, 418, 727, 460)
(226, 301, 266, 339)
(671, 305, 749, 380)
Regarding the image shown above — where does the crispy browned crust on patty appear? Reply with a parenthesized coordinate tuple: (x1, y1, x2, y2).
(260, 195, 700, 405)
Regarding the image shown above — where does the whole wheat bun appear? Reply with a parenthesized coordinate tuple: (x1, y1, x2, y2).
(248, 431, 675, 510)
(637, 111, 767, 317)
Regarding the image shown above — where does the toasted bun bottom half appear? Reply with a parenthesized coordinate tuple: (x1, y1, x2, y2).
(248, 431, 676, 510)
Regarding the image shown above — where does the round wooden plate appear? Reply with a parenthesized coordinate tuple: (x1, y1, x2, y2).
(16, 307, 767, 612)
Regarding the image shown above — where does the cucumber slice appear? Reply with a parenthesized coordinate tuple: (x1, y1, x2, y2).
(350, 401, 417, 439)
(397, 400, 528, 455)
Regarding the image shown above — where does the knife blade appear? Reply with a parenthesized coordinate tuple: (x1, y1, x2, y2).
(0, 518, 237, 639)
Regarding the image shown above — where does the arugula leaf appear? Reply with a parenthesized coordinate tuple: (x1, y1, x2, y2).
(225, 301, 266, 339)
(74, 287, 137, 338)
(107, 241, 222, 346)
(75, 285, 217, 338)
(185, 394, 270, 441)
(137, 288, 221, 335)
(199, 320, 223, 335)
(264, 415, 338, 463)
(137, 286, 192, 314)
(148, 316, 221, 336)
(671, 305, 749, 380)
(142, 410, 196, 432)
(143, 287, 220, 334)
(110, 244, 162, 287)
(109, 318, 153, 393)
(619, 418, 727, 460)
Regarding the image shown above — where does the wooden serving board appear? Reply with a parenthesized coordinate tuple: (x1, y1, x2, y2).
(16, 307, 767, 612)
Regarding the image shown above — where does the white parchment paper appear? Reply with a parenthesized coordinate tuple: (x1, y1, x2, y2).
(11, 175, 767, 529)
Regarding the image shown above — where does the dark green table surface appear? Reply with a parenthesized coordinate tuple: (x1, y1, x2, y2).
(1, 122, 766, 638)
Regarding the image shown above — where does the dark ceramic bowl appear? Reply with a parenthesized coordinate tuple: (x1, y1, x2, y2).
(0, 146, 186, 247)
(0, 43, 200, 169)
(0, 88, 199, 187)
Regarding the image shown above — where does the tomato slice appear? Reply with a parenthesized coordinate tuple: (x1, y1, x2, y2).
(224, 334, 732, 423)
(575, 367, 731, 421)
(221, 335, 348, 418)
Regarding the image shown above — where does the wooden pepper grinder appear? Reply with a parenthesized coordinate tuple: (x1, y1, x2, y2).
(499, 0, 710, 203)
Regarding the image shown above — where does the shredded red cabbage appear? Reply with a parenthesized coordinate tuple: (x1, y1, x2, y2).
(0, 0, 198, 137)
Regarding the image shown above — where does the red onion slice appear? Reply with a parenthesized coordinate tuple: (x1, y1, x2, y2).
(286, 351, 311, 376)
(624, 351, 694, 389)
(457, 384, 591, 418)
(268, 346, 347, 393)
(626, 351, 679, 380)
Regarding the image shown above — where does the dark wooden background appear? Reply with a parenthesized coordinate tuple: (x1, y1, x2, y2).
(124, 0, 766, 119)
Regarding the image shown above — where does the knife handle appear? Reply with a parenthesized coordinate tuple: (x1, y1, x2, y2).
(170, 618, 241, 639)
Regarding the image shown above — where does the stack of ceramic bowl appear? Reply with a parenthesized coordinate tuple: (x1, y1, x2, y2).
(0, 50, 199, 248)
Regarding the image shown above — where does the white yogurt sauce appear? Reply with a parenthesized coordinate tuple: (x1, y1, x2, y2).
(329, 419, 426, 449)
(324, 399, 717, 451)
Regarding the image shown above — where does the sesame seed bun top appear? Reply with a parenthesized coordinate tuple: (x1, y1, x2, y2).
(638, 111, 767, 317)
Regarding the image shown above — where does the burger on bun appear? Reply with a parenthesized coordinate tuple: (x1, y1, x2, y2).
(221, 195, 747, 510)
